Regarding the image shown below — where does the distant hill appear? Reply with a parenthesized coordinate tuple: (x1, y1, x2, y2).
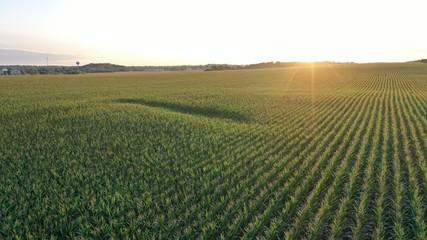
(80, 63, 127, 73)
(418, 59, 427, 64)
(0, 48, 79, 65)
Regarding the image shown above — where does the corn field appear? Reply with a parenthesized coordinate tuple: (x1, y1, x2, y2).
(1, 63, 427, 238)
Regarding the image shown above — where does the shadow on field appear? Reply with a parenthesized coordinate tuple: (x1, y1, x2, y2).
(115, 98, 249, 122)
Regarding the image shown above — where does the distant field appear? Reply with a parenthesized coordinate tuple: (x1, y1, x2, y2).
(1, 63, 427, 238)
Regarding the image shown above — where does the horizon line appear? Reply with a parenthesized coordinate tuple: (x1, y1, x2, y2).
(1, 59, 426, 68)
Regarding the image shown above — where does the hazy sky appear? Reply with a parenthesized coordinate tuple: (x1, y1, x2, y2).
(1, 0, 426, 65)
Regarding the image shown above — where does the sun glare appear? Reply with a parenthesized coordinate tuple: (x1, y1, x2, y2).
(1, 0, 426, 65)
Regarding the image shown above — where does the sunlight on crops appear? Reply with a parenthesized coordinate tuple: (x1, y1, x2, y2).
(1, 62, 427, 238)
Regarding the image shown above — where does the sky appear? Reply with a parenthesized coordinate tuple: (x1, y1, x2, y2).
(1, 0, 426, 66)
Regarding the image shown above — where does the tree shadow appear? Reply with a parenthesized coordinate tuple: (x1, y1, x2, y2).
(115, 98, 249, 123)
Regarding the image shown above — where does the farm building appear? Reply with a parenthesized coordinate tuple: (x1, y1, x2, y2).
(0, 68, 22, 75)
(10, 69, 22, 75)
